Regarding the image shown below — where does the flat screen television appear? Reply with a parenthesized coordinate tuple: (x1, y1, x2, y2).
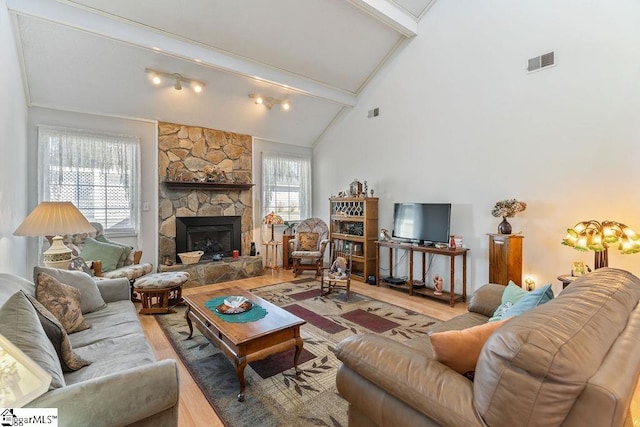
(392, 203, 451, 245)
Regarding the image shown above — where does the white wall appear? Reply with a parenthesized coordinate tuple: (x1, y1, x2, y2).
(253, 138, 312, 262)
(0, 0, 28, 277)
(314, 0, 640, 295)
(26, 108, 158, 269)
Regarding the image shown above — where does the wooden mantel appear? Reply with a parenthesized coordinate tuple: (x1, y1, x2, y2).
(163, 181, 254, 191)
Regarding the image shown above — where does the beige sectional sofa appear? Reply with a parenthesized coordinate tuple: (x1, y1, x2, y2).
(0, 268, 179, 426)
(336, 268, 640, 426)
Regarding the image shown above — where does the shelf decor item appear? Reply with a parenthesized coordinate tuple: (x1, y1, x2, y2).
(262, 212, 284, 242)
(562, 220, 640, 269)
(349, 179, 362, 196)
(491, 199, 527, 235)
(13, 201, 95, 269)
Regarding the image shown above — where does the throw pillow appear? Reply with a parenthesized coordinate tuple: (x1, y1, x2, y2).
(33, 266, 107, 314)
(502, 284, 554, 318)
(299, 232, 319, 251)
(79, 237, 125, 272)
(430, 319, 508, 375)
(0, 291, 65, 389)
(24, 293, 91, 372)
(96, 235, 133, 268)
(36, 273, 90, 334)
(488, 281, 529, 322)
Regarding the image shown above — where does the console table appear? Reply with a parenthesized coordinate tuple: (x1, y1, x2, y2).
(375, 241, 469, 307)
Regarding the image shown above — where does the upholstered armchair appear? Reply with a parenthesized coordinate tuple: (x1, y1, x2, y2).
(290, 218, 329, 277)
(61, 222, 153, 282)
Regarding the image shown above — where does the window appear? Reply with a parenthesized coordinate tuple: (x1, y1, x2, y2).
(261, 152, 311, 221)
(38, 126, 140, 236)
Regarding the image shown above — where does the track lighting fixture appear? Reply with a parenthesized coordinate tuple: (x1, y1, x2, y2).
(249, 94, 291, 111)
(145, 68, 205, 93)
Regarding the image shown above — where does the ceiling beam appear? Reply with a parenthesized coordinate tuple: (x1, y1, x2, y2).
(7, 0, 357, 107)
(346, 0, 418, 38)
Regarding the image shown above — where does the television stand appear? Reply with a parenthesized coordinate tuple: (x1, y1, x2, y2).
(375, 240, 469, 307)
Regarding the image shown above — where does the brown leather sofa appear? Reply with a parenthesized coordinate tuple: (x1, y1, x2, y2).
(335, 268, 640, 426)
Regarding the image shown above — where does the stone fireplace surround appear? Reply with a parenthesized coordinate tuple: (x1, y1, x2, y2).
(157, 122, 262, 287)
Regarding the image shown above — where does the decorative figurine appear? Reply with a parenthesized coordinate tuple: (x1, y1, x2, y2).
(433, 274, 443, 296)
(380, 228, 392, 241)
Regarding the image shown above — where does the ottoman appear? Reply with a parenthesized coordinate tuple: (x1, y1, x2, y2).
(134, 271, 189, 314)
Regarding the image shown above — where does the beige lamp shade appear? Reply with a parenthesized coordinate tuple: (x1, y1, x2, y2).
(14, 201, 95, 237)
(14, 202, 95, 269)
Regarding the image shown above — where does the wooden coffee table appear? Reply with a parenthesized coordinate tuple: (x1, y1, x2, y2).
(183, 286, 305, 401)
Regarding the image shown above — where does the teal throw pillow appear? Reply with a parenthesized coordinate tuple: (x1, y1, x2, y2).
(96, 235, 132, 268)
(79, 237, 125, 273)
(488, 281, 528, 322)
(503, 284, 554, 318)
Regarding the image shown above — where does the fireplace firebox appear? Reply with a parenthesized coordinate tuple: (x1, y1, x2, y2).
(175, 216, 241, 263)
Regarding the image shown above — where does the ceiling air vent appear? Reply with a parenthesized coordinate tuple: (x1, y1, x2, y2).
(527, 51, 555, 72)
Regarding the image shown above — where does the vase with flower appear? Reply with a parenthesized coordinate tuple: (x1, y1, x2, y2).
(491, 199, 527, 234)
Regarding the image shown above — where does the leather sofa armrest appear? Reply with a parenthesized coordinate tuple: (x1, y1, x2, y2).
(27, 360, 179, 427)
(336, 333, 483, 426)
(467, 283, 506, 317)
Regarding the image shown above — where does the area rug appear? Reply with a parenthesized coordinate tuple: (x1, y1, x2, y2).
(156, 279, 441, 427)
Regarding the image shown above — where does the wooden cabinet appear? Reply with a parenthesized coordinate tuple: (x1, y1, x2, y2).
(329, 197, 378, 282)
(488, 234, 523, 286)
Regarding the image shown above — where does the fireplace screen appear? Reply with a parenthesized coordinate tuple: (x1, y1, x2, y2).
(176, 216, 241, 262)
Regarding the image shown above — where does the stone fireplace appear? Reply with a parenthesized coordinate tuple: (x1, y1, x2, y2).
(157, 122, 261, 287)
(175, 216, 241, 261)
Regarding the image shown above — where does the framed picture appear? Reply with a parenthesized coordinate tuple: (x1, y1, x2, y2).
(349, 179, 362, 196)
(572, 261, 586, 276)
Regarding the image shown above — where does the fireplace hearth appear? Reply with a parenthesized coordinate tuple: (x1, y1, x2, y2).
(176, 216, 241, 263)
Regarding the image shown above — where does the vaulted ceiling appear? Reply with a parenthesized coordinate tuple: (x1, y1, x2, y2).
(7, 0, 436, 146)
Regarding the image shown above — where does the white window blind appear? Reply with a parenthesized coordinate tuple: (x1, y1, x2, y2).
(38, 126, 140, 236)
(261, 152, 311, 221)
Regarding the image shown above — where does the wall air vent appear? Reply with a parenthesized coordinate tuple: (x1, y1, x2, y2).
(527, 51, 555, 72)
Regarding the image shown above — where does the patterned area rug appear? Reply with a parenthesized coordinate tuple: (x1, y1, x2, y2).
(156, 279, 441, 427)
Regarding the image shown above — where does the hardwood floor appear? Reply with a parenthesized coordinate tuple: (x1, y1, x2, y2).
(138, 270, 468, 426)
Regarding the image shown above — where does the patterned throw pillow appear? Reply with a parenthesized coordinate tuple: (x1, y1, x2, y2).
(24, 292, 91, 372)
(299, 232, 319, 251)
(36, 273, 90, 333)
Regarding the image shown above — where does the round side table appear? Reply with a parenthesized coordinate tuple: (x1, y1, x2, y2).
(557, 274, 579, 289)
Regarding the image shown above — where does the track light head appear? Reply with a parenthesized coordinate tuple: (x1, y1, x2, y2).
(145, 68, 204, 93)
(249, 93, 291, 111)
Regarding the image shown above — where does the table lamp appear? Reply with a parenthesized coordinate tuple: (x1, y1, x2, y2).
(0, 334, 52, 407)
(13, 201, 95, 269)
(562, 220, 640, 269)
(262, 212, 284, 242)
